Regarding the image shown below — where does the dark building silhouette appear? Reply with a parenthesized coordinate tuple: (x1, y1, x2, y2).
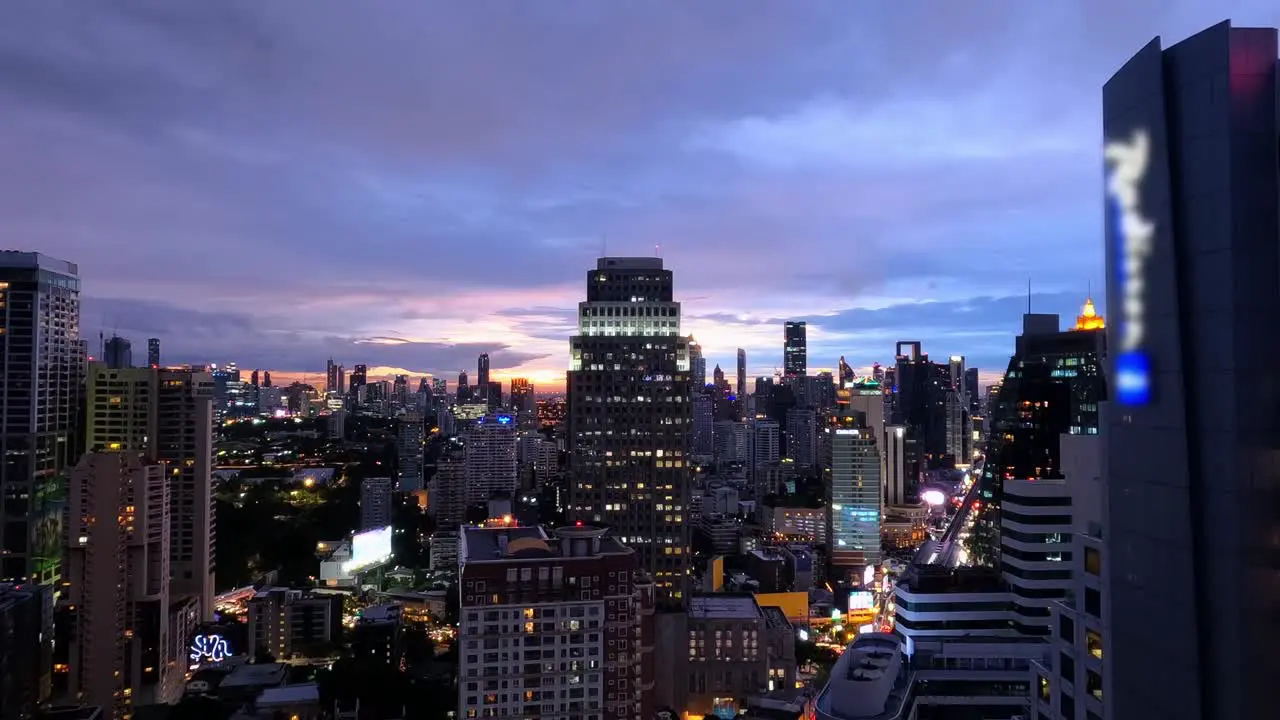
(1102, 22, 1280, 720)
(146, 337, 160, 368)
(783, 321, 806, 378)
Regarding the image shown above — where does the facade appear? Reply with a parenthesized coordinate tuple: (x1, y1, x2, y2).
(1102, 23, 1280, 720)
(566, 258, 692, 605)
(457, 524, 655, 720)
(826, 427, 881, 571)
(61, 453, 180, 716)
(0, 252, 81, 584)
(104, 335, 132, 369)
(246, 588, 343, 660)
(736, 348, 747, 399)
(85, 364, 217, 619)
(782, 322, 806, 378)
(146, 338, 160, 368)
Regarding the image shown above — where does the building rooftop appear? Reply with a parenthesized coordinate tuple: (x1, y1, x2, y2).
(596, 257, 665, 270)
(897, 564, 1005, 595)
(257, 683, 320, 706)
(759, 605, 790, 631)
(219, 662, 289, 689)
(461, 524, 632, 563)
(815, 634, 910, 720)
(689, 593, 762, 621)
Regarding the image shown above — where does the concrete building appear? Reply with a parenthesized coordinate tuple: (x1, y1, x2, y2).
(246, 588, 343, 660)
(396, 413, 424, 491)
(1101, 21, 1280, 720)
(713, 420, 747, 464)
(827, 427, 881, 572)
(61, 453, 184, 715)
(85, 364, 216, 619)
(457, 524, 655, 720)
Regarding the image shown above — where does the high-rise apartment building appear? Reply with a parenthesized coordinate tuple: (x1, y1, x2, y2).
(457, 524, 655, 720)
(567, 257, 691, 605)
(0, 252, 81, 584)
(510, 378, 535, 425)
(784, 406, 817, 469)
(396, 413, 424, 491)
(360, 477, 394, 530)
(85, 364, 216, 619)
(146, 338, 160, 368)
(62, 453, 183, 715)
(463, 414, 518, 505)
(826, 427, 881, 572)
(1102, 22, 1280, 720)
(783, 321, 806, 378)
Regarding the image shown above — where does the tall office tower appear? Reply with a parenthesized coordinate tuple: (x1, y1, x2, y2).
(457, 525, 655, 720)
(456, 371, 471, 404)
(104, 335, 133, 369)
(964, 367, 980, 414)
(262, 370, 272, 388)
(712, 363, 726, 390)
(735, 348, 747, 399)
(146, 337, 160, 368)
(85, 364, 216, 618)
(567, 257, 691, 605)
(463, 414, 518, 504)
(826, 426, 882, 572)
(689, 338, 706, 389)
(392, 374, 409, 406)
(1102, 23, 1280, 720)
(1, 582, 53, 718)
(477, 353, 490, 387)
(838, 356, 854, 388)
(360, 477, 394, 530)
(63, 453, 183, 714)
(484, 380, 503, 411)
(326, 357, 340, 393)
(432, 377, 447, 397)
(883, 425, 907, 506)
(0, 252, 81, 584)
(396, 414, 424, 491)
(745, 417, 780, 480)
(691, 394, 714, 458)
(349, 363, 367, 392)
(783, 321, 807, 378)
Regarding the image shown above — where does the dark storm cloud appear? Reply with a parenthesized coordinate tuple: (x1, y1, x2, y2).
(82, 296, 545, 375)
(2, 0, 1277, 374)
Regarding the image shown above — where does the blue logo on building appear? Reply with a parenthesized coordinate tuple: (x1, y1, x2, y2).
(1105, 129, 1155, 406)
(1114, 351, 1151, 406)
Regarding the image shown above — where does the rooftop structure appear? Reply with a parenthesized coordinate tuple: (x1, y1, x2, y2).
(688, 593, 762, 621)
(814, 634, 910, 720)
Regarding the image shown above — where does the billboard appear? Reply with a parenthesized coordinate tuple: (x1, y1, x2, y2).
(1106, 129, 1155, 405)
(343, 525, 393, 574)
(848, 590, 875, 612)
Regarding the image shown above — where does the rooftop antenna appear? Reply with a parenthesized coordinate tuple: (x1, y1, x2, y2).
(654, 242, 661, 257)
(1027, 278, 1032, 313)
(1087, 280, 1092, 300)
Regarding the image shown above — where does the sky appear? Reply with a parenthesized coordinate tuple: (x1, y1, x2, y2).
(2, 1, 1277, 390)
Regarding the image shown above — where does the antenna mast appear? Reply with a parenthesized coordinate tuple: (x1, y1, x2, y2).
(1027, 278, 1032, 313)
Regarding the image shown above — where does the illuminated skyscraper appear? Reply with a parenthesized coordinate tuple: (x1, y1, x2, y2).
(567, 258, 691, 605)
(1102, 22, 1280, 720)
(783, 321, 806, 378)
(146, 337, 160, 368)
(0, 252, 81, 584)
(736, 347, 747, 399)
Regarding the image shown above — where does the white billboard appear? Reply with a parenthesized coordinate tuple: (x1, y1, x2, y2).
(343, 525, 392, 573)
(848, 590, 875, 613)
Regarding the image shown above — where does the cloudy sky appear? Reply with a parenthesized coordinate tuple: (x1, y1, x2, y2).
(2, 1, 1275, 389)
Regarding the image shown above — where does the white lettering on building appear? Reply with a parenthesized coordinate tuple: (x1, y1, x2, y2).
(1104, 129, 1155, 354)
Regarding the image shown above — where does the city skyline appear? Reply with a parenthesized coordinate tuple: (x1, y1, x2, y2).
(4, 1, 1275, 388)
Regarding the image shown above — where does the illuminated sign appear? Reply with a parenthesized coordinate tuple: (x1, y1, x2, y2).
(343, 525, 393, 574)
(1105, 129, 1154, 405)
(921, 489, 946, 506)
(190, 634, 230, 664)
(848, 590, 875, 612)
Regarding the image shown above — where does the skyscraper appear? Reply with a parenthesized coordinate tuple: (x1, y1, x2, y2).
(477, 352, 489, 387)
(0, 252, 81, 584)
(567, 258, 691, 605)
(690, 338, 706, 389)
(146, 337, 160, 368)
(104, 335, 132, 369)
(736, 347, 747, 399)
(1102, 22, 1280, 720)
(783, 321, 806, 378)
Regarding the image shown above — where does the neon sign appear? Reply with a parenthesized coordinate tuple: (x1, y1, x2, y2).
(1105, 129, 1154, 405)
(190, 634, 231, 664)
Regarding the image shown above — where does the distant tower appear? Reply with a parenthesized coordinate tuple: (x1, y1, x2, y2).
(736, 348, 747, 399)
(104, 335, 133, 369)
(783, 321, 807, 378)
(146, 338, 160, 368)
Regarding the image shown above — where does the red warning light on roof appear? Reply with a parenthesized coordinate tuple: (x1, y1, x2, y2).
(575, 521, 583, 527)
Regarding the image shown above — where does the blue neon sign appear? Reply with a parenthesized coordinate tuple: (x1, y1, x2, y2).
(190, 634, 231, 664)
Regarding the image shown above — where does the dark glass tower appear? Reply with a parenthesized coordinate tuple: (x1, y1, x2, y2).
(567, 258, 691, 606)
(783, 321, 806, 378)
(0, 252, 81, 584)
(1102, 22, 1280, 720)
(103, 335, 132, 369)
(146, 337, 160, 368)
